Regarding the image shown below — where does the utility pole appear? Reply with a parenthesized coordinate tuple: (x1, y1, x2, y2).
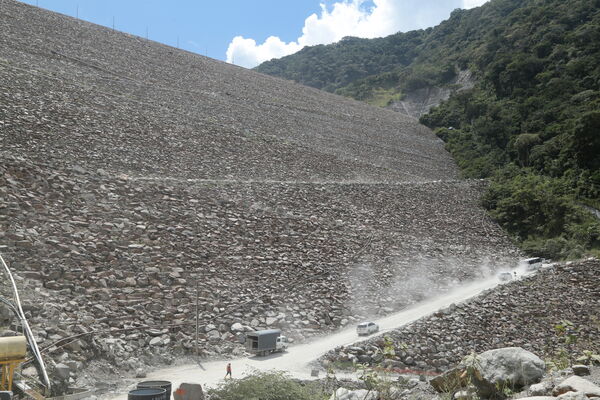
(146, 26, 148, 40)
(76, 4, 78, 18)
(112, 16, 115, 31)
(195, 276, 199, 358)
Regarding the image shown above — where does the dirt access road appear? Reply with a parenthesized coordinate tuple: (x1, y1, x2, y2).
(106, 275, 506, 398)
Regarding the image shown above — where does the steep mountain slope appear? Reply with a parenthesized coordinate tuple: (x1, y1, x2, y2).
(0, 0, 518, 390)
(254, 4, 499, 107)
(0, 0, 456, 183)
(256, 0, 600, 259)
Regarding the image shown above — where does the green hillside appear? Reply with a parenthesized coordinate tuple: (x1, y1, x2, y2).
(256, 0, 600, 259)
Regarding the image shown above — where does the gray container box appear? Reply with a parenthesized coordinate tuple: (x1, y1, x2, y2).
(245, 329, 281, 355)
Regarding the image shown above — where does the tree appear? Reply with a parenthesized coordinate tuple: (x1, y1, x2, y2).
(513, 133, 542, 167)
(573, 111, 600, 170)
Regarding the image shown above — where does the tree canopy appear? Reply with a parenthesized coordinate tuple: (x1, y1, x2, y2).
(256, 0, 600, 258)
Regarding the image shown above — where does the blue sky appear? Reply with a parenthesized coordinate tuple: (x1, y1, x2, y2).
(19, 0, 489, 68)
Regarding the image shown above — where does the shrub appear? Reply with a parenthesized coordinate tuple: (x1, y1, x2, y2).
(483, 169, 600, 258)
(206, 371, 324, 400)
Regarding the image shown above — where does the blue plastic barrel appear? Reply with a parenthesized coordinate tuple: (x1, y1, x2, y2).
(137, 380, 172, 400)
(127, 388, 166, 400)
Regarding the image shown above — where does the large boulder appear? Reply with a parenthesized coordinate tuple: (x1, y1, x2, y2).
(553, 376, 600, 397)
(516, 398, 556, 400)
(173, 383, 204, 400)
(556, 392, 588, 400)
(468, 347, 545, 399)
(430, 367, 469, 393)
(53, 363, 71, 380)
(528, 381, 553, 397)
(571, 365, 590, 376)
(0, 304, 13, 323)
(329, 388, 378, 400)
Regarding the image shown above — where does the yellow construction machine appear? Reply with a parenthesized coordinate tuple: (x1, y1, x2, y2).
(0, 336, 27, 392)
(1, 253, 50, 399)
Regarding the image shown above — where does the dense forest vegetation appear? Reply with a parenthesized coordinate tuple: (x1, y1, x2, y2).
(255, 0, 600, 259)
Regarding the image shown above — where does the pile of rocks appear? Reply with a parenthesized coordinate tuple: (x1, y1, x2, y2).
(428, 347, 600, 399)
(324, 259, 600, 373)
(329, 347, 600, 399)
(0, 0, 522, 390)
(0, 152, 520, 386)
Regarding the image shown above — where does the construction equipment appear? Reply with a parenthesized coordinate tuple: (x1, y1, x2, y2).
(0, 336, 26, 392)
(0, 253, 50, 396)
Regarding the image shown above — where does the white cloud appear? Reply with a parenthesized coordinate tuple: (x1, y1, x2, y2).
(226, 0, 490, 68)
(462, 0, 489, 9)
(226, 36, 302, 69)
(463, 0, 489, 10)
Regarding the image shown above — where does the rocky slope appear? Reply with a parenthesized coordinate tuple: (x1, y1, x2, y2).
(388, 70, 475, 119)
(324, 259, 600, 374)
(0, 153, 519, 387)
(0, 1, 456, 183)
(0, 0, 519, 391)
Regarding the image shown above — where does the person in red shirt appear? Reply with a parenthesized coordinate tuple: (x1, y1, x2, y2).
(225, 363, 232, 379)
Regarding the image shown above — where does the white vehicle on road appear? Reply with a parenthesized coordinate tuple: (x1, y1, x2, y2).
(357, 321, 379, 336)
(522, 257, 543, 271)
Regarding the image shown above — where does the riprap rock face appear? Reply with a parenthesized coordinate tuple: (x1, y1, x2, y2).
(0, 0, 519, 387)
(0, 1, 458, 184)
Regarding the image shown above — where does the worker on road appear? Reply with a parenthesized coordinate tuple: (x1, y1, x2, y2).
(225, 363, 232, 379)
